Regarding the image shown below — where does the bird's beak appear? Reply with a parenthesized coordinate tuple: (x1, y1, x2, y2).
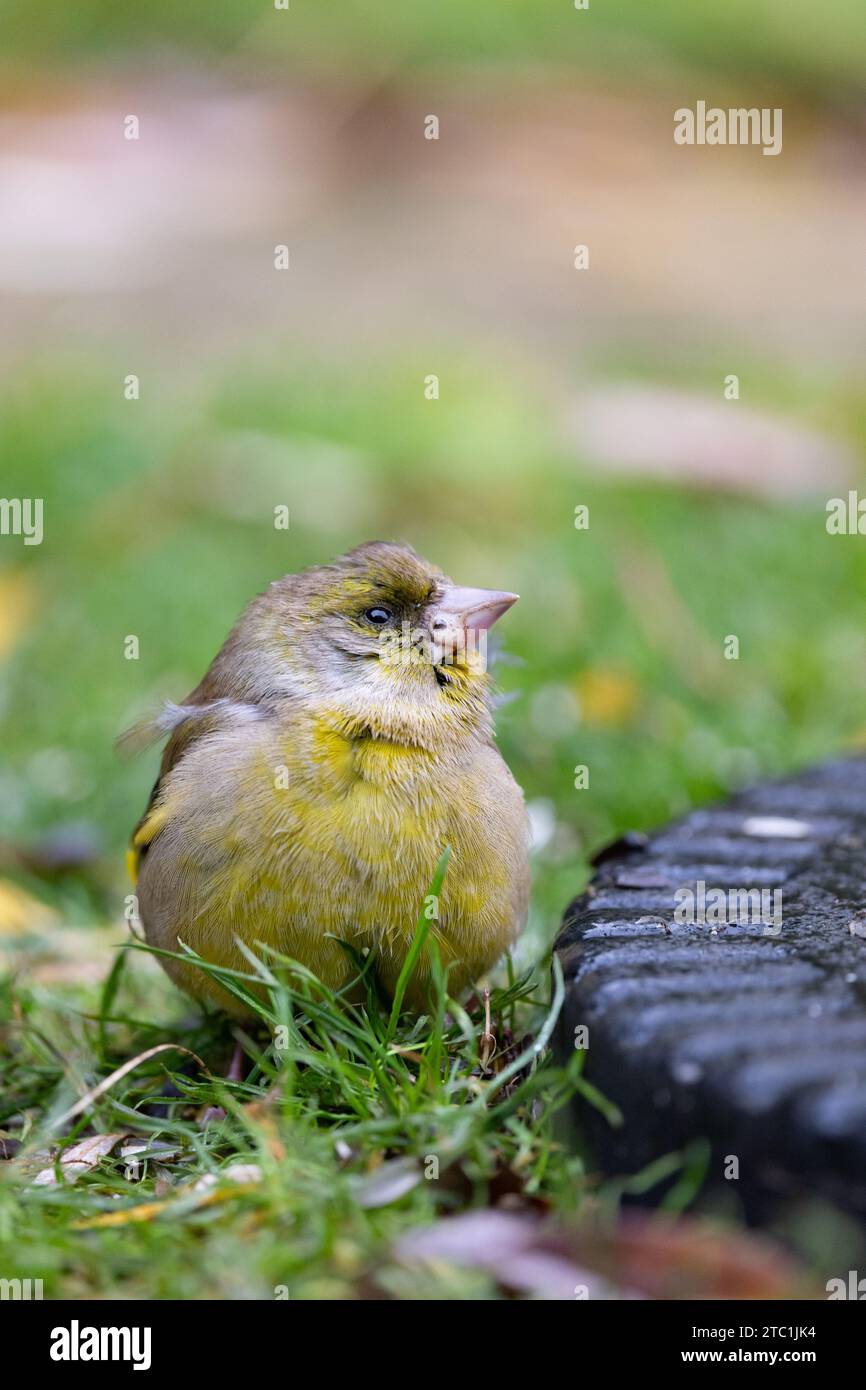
(428, 585, 519, 650)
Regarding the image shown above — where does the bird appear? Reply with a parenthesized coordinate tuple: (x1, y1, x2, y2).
(125, 541, 529, 1015)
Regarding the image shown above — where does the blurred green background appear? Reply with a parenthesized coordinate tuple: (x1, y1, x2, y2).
(1, 0, 865, 976)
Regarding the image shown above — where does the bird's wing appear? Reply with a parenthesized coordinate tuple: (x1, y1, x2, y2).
(123, 695, 267, 886)
(120, 583, 295, 884)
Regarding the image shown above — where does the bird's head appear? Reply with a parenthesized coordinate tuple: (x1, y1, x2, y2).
(248, 542, 518, 748)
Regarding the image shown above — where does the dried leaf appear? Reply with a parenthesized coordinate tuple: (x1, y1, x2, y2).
(575, 668, 639, 728)
(350, 1158, 421, 1209)
(193, 1163, 262, 1194)
(33, 1133, 128, 1186)
(395, 1209, 814, 1300)
(72, 1171, 261, 1230)
(395, 1210, 609, 1299)
(567, 385, 853, 499)
(585, 1213, 815, 1301)
(0, 571, 37, 660)
(0, 879, 58, 936)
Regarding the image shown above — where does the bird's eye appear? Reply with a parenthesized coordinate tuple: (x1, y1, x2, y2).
(364, 606, 393, 625)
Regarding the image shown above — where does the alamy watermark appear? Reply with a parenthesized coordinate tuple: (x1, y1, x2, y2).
(49, 1320, 151, 1370)
(826, 492, 866, 535)
(674, 102, 782, 157)
(674, 879, 782, 935)
(0, 497, 43, 545)
(827, 1271, 866, 1299)
(0, 1276, 43, 1299)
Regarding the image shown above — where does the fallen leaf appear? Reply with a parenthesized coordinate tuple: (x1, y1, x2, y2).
(575, 668, 639, 728)
(394, 1209, 815, 1300)
(395, 1210, 614, 1299)
(72, 1199, 172, 1230)
(350, 1158, 421, 1209)
(193, 1163, 262, 1193)
(0, 879, 58, 936)
(580, 1213, 816, 1301)
(0, 571, 37, 660)
(3, 821, 102, 877)
(33, 1133, 129, 1186)
(567, 385, 854, 499)
(72, 1176, 261, 1230)
(241, 1098, 286, 1161)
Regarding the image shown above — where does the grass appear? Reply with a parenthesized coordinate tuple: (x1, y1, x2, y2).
(3, 0, 866, 101)
(2, 349, 866, 1296)
(0, 872, 590, 1300)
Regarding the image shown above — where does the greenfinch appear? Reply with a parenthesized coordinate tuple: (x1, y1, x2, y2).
(126, 542, 529, 1014)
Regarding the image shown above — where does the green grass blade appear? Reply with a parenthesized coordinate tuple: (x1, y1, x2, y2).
(386, 845, 451, 1040)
